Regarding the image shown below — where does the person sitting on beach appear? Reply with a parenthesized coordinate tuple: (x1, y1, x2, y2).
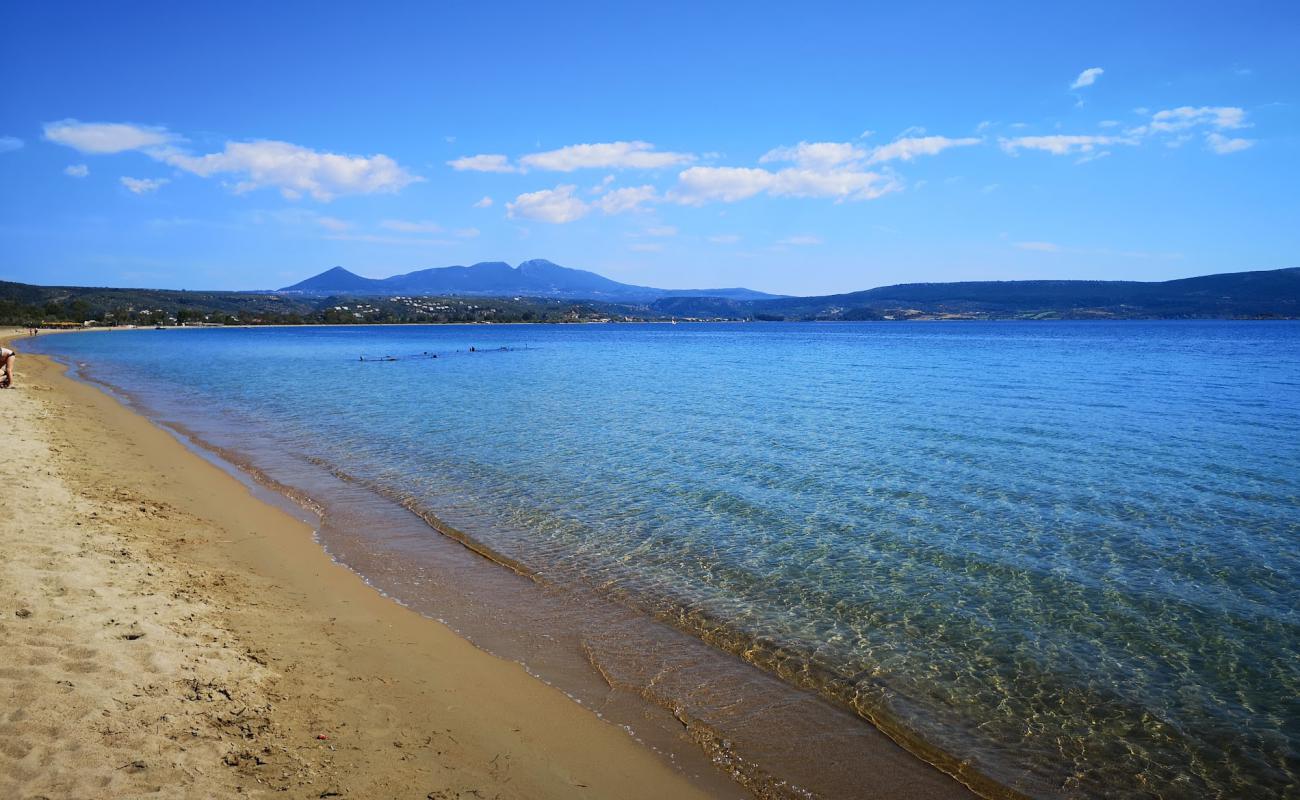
(0, 346, 14, 388)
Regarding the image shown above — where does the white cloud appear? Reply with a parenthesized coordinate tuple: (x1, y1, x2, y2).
(760, 136, 978, 173)
(867, 135, 981, 164)
(1001, 105, 1256, 160)
(473, 195, 493, 208)
(1205, 133, 1254, 154)
(518, 141, 694, 171)
(381, 219, 442, 233)
(0, 136, 23, 153)
(506, 184, 590, 223)
(670, 162, 898, 205)
(769, 168, 897, 200)
(504, 181, 659, 222)
(1013, 241, 1061, 252)
(708, 234, 741, 244)
(44, 120, 419, 200)
(1000, 134, 1134, 155)
(64, 164, 89, 178)
(456, 227, 481, 238)
(158, 140, 421, 200)
(44, 120, 175, 153)
(776, 235, 822, 246)
(595, 184, 658, 214)
(670, 166, 774, 205)
(1147, 106, 1247, 133)
(1071, 67, 1104, 90)
(447, 154, 518, 173)
(644, 225, 677, 237)
(120, 176, 168, 194)
(760, 141, 864, 169)
(316, 216, 351, 232)
(1116, 107, 1256, 150)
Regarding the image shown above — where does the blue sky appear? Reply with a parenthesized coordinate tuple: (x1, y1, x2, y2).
(1, 1, 1297, 295)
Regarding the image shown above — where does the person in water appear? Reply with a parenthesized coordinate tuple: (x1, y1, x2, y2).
(0, 345, 15, 388)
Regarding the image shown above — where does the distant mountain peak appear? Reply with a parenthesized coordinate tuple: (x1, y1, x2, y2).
(277, 259, 785, 302)
(280, 266, 384, 293)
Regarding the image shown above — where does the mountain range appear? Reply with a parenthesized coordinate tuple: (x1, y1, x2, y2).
(278, 260, 1299, 319)
(4, 264, 1297, 326)
(280, 259, 784, 302)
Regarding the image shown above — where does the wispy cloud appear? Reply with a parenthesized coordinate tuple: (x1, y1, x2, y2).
(1001, 104, 1257, 161)
(447, 154, 519, 173)
(519, 141, 694, 171)
(473, 195, 493, 208)
(776, 235, 823, 246)
(324, 233, 452, 246)
(708, 234, 741, 244)
(760, 141, 864, 169)
(760, 136, 979, 169)
(0, 136, 23, 153)
(456, 227, 480, 238)
(44, 120, 174, 153)
(1000, 134, 1135, 156)
(1126, 106, 1254, 154)
(381, 219, 442, 233)
(316, 216, 351, 232)
(596, 184, 658, 213)
(1070, 67, 1104, 90)
(1013, 240, 1184, 260)
(1143, 106, 1247, 134)
(629, 242, 663, 252)
(64, 164, 89, 178)
(1074, 150, 1111, 165)
(669, 164, 899, 206)
(1205, 133, 1254, 154)
(120, 176, 168, 194)
(867, 135, 981, 163)
(1013, 241, 1061, 252)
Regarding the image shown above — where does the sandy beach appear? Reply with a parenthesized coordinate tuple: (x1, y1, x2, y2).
(0, 333, 725, 799)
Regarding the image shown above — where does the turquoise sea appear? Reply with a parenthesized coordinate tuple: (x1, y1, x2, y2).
(30, 322, 1300, 798)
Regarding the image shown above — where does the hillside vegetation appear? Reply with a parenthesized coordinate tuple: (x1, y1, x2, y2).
(3, 267, 1296, 326)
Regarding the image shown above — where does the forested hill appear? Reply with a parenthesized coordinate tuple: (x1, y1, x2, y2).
(737, 267, 1300, 320)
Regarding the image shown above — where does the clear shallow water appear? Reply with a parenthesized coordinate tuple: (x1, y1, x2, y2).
(31, 322, 1300, 798)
